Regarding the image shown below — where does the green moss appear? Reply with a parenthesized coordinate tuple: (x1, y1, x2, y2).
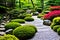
(11, 19, 25, 23)
(5, 22, 21, 30)
(22, 24, 37, 32)
(13, 25, 36, 40)
(24, 17, 34, 21)
(25, 14, 32, 17)
(0, 34, 19, 40)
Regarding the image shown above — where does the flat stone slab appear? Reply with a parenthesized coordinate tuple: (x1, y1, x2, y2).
(0, 32, 5, 35)
(0, 28, 5, 31)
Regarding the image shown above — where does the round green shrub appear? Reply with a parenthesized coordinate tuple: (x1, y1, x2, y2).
(5, 22, 21, 30)
(57, 28, 60, 35)
(25, 14, 32, 17)
(53, 25, 60, 32)
(11, 19, 25, 23)
(50, 23, 56, 29)
(0, 34, 19, 40)
(53, 17, 60, 25)
(13, 25, 36, 40)
(24, 17, 34, 21)
(22, 24, 37, 32)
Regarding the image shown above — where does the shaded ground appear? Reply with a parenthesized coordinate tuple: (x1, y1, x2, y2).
(22, 16, 60, 40)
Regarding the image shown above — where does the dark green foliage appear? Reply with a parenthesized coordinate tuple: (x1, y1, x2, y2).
(53, 25, 60, 32)
(24, 17, 34, 21)
(57, 28, 60, 35)
(11, 19, 25, 23)
(0, 6, 7, 13)
(0, 34, 19, 40)
(13, 25, 36, 40)
(5, 22, 21, 30)
(9, 9, 21, 19)
(36, 8, 42, 13)
(46, 0, 60, 6)
(17, 14, 26, 19)
(0, 14, 3, 20)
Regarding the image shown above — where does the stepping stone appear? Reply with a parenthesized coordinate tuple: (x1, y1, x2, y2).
(0, 25, 4, 28)
(1, 23, 5, 25)
(0, 32, 5, 36)
(0, 28, 5, 31)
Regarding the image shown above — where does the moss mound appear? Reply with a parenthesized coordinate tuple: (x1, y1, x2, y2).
(0, 34, 19, 40)
(24, 17, 34, 21)
(11, 19, 25, 23)
(13, 25, 36, 40)
(5, 22, 21, 30)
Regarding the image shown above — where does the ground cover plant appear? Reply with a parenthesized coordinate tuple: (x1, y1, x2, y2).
(13, 24, 37, 40)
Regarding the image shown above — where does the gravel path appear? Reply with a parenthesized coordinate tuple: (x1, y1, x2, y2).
(22, 16, 60, 40)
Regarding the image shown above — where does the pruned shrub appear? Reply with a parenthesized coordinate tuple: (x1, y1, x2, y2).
(5, 22, 21, 30)
(25, 14, 32, 17)
(11, 19, 25, 23)
(53, 25, 60, 32)
(0, 34, 19, 40)
(13, 25, 36, 40)
(24, 17, 34, 21)
(43, 10, 60, 21)
(50, 17, 60, 29)
(53, 17, 60, 24)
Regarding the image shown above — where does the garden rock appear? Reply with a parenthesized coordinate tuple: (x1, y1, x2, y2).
(43, 20, 51, 26)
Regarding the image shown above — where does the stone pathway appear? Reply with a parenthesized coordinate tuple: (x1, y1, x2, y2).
(22, 16, 60, 40)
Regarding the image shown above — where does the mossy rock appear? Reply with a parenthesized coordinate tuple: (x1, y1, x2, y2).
(0, 34, 19, 40)
(5, 22, 21, 30)
(11, 19, 25, 23)
(24, 17, 34, 21)
(13, 25, 36, 40)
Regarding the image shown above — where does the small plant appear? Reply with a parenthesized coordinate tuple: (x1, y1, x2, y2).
(13, 25, 36, 40)
(24, 17, 34, 21)
(11, 19, 25, 23)
(0, 34, 19, 40)
(5, 22, 21, 30)
(53, 25, 60, 32)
